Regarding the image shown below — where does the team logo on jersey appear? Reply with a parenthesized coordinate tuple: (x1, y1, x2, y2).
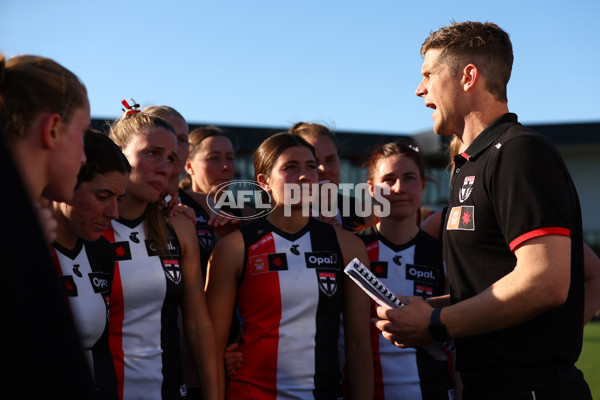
(317, 270, 338, 296)
(58, 275, 78, 297)
(392, 255, 402, 266)
(162, 258, 182, 284)
(268, 253, 288, 271)
(88, 272, 111, 294)
(247, 252, 289, 275)
(459, 176, 475, 203)
(247, 255, 267, 275)
(72, 264, 82, 278)
(179, 385, 188, 397)
(415, 283, 434, 298)
(305, 251, 338, 269)
(446, 206, 475, 231)
(371, 261, 388, 279)
(111, 241, 132, 261)
(290, 244, 300, 255)
(405, 264, 438, 285)
(197, 229, 214, 251)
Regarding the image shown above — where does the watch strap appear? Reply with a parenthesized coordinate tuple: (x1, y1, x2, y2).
(429, 307, 450, 342)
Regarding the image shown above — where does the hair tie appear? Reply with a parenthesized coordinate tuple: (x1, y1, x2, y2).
(121, 98, 140, 116)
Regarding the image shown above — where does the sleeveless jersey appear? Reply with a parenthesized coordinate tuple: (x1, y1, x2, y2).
(51, 238, 118, 400)
(178, 189, 242, 391)
(178, 189, 215, 280)
(230, 217, 345, 400)
(103, 215, 186, 400)
(356, 226, 454, 400)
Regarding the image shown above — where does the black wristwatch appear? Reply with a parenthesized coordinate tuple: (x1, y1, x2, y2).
(428, 308, 450, 342)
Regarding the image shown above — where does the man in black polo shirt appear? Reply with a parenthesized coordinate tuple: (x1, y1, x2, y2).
(373, 21, 593, 399)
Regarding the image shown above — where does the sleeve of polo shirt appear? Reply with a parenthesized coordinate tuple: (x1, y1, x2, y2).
(490, 134, 574, 251)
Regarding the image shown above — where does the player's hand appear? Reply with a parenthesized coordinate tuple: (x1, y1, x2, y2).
(35, 199, 57, 244)
(224, 342, 243, 376)
(160, 187, 179, 210)
(208, 212, 242, 238)
(372, 295, 433, 348)
(166, 202, 196, 222)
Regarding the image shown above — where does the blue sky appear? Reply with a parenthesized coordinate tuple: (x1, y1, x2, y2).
(2, 0, 598, 135)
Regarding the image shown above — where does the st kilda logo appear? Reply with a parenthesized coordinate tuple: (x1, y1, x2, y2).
(459, 176, 475, 203)
(317, 271, 338, 297)
(162, 259, 182, 284)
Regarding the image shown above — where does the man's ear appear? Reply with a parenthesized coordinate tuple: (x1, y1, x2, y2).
(367, 180, 375, 197)
(462, 64, 479, 92)
(40, 113, 62, 149)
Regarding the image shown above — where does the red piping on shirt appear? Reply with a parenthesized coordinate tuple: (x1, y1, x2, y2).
(102, 226, 125, 400)
(509, 227, 570, 251)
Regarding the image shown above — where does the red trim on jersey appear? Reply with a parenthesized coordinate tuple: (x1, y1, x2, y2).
(366, 241, 380, 261)
(366, 240, 385, 399)
(50, 247, 62, 276)
(509, 227, 570, 251)
(103, 226, 126, 400)
(229, 232, 279, 399)
(49, 247, 74, 318)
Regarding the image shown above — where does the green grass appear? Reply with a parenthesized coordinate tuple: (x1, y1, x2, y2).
(577, 321, 600, 400)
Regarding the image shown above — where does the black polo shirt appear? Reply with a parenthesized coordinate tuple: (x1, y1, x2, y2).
(444, 113, 585, 373)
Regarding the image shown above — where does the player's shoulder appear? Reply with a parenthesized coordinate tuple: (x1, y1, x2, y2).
(333, 223, 366, 250)
(168, 212, 194, 231)
(211, 229, 244, 268)
(215, 228, 244, 251)
(354, 224, 377, 241)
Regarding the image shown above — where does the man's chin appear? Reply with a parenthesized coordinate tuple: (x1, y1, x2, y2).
(432, 124, 453, 136)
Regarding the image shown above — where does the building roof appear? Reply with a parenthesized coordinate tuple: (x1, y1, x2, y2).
(91, 118, 598, 166)
(91, 119, 415, 163)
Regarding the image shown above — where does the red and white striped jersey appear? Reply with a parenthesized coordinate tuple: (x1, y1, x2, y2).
(230, 217, 345, 400)
(357, 225, 454, 400)
(103, 215, 186, 400)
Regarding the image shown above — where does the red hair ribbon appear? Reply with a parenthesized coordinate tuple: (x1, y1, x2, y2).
(121, 98, 141, 116)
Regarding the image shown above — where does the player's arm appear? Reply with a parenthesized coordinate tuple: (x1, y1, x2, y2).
(426, 294, 451, 309)
(420, 209, 443, 240)
(170, 213, 220, 399)
(205, 230, 244, 400)
(421, 211, 451, 308)
(337, 228, 374, 400)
